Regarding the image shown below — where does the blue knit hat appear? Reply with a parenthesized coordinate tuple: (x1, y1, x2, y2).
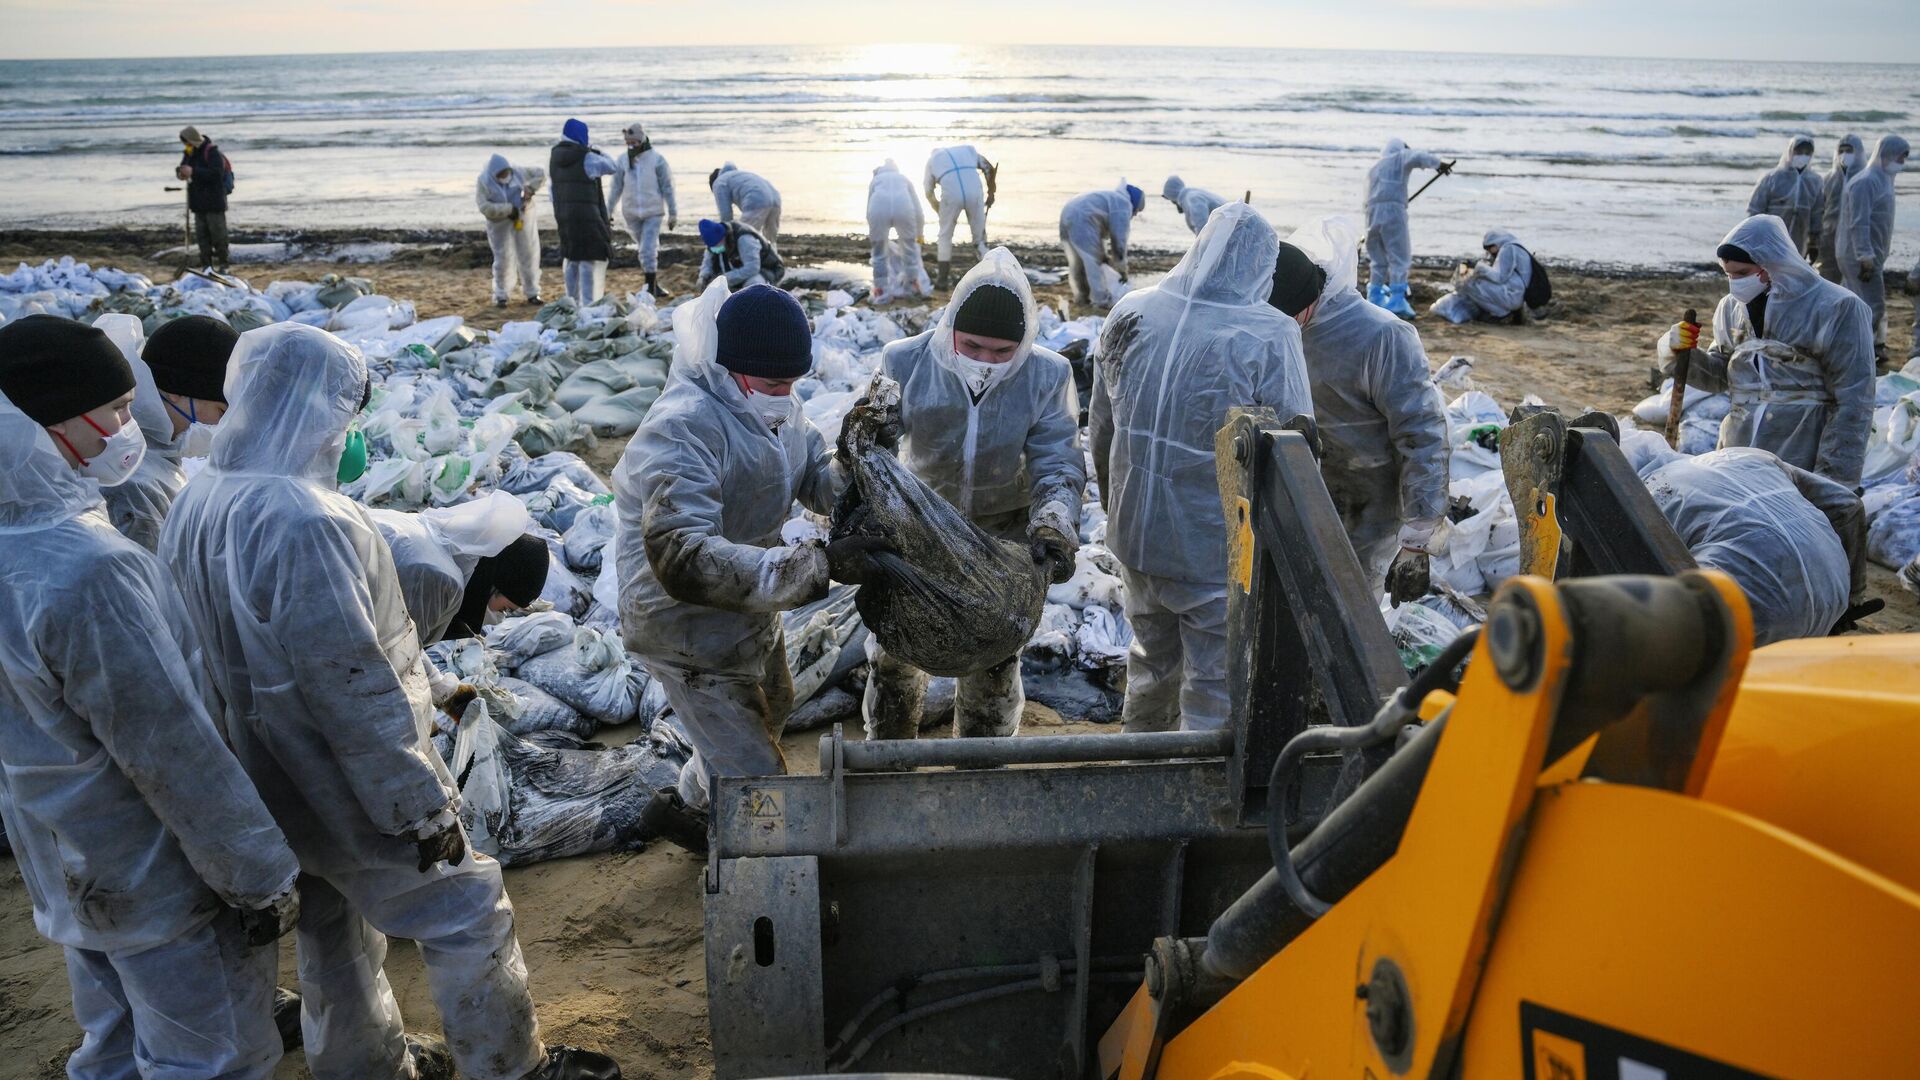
(698, 219, 727, 249)
(715, 285, 812, 379)
(1125, 184, 1145, 213)
(562, 118, 589, 145)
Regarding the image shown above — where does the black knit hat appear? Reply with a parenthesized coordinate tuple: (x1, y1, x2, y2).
(0, 314, 136, 425)
(1716, 242, 1755, 264)
(446, 534, 551, 641)
(143, 315, 239, 403)
(715, 284, 813, 379)
(953, 283, 1026, 341)
(1268, 242, 1327, 317)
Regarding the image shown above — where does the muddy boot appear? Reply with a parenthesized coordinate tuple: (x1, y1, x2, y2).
(272, 987, 303, 1051)
(644, 272, 671, 301)
(406, 1033, 456, 1080)
(638, 786, 709, 854)
(936, 261, 952, 291)
(523, 1046, 621, 1080)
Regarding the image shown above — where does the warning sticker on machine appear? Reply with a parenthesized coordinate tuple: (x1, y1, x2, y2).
(741, 787, 785, 843)
(1520, 1002, 1774, 1080)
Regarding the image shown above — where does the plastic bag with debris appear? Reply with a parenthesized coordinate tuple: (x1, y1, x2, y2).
(514, 625, 646, 727)
(827, 375, 1048, 677)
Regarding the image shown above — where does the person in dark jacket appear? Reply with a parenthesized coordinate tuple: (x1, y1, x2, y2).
(175, 126, 230, 270)
(548, 118, 618, 305)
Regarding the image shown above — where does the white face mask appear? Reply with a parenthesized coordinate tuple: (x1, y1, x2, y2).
(1728, 274, 1768, 304)
(1889, 160, 1908, 175)
(749, 391, 796, 431)
(172, 421, 217, 458)
(955, 356, 1007, 396)
(81, 421, 148, 486)
(1839, 152, 1857, 169)
(1790, 154, 1811, 170)
(482, 606, 509, 627)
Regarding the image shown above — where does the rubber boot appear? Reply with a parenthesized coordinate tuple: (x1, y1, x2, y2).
(1385, 282, 1416, 319)
(272, 987, 303, 1051)
(523, 1046, 622, 1080)
(936, 261, 952, 291)
(644, 272, 670, 301)
(1368, 281, 1388, 307)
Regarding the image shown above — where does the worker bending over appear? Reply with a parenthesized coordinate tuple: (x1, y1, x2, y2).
(1364, 138, 1450, 318)
(1746, 135, 1822, 257)
(1271, 217, 1450, 602)
(161, 323, 619, 1080)
(697, 218, 785, 290)
(1090, 204, 1313, 732)
(0, 316, 301, 1080)
(477, 154, 546, 307)
(1664, 214, 1873, 489)
(1060, 182, 1144, 311)
(609, 122, 677, 300)
(1162, 175, 1226, 235)
(1431, 228, 1535, 324)
(925, 144, 995, 289)
(549, 119, 617, 306)
(867, 160, 931, 304)
(1837, 134, 1909, 366)
(710, 163, 782, 241)
(616, 283, 845, 843)
(862, 249, 1084, 740)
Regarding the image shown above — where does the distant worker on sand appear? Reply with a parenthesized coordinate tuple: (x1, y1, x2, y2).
(924, 144, 996, 289)
(476, 153, 546, 308)
(1162, 175, 1226, 236)
(609, 122, 677, 300)
(1059, 182, 1144, 311)
(1816, 134, 1866, 283)
(1431, 228, 1537, 324)
(867, 160, 931, 304)
(861, 249, 1084, 741)
(1090, 204, 1312, 733)
(548, 118, 617, 306)
(1662, 214, 1873, 489)
(1746, 134, 1822, 257)
(615, 284, 846, 847)
(1837, 134, 1909, 367)
(1364, 137, 1451, 319)
(1270, 217, 1450, 603)
(175, 126, 232, 271)
(696, 218, 785, 290)
(709, 163, 782, 241)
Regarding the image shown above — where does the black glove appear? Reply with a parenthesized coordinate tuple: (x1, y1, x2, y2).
(440, 683, 478, 723)
(1385, 548, 1431, 606)
(1831, 597, 1886, 635)
(826, 534, 897, 586)
(1437, 161, 1454, 176)
(235, 886, 301, 948)
(415, 819, 468, 873)
(1028, 525, 1077, 585)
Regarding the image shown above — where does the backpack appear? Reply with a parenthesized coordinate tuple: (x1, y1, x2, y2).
(222, 151, 235, 194)
(1519, 246, 1551, 309)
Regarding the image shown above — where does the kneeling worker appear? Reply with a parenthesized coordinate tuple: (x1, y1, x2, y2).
(1431, 228, 1535, 324)
(862, 248, 1084, 740)
(696, 218, 785, 290)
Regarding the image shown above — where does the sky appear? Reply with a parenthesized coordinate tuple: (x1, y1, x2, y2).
(3, 0, 1917, 63)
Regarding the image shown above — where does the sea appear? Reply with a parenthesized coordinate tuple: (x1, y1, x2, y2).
(1, 44, 1916, 271)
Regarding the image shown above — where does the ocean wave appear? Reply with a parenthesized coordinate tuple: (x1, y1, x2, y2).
(1615, 86, 1763, 98)
(1586, 125, 1758, 139)
(1760, 109, 1908, 122)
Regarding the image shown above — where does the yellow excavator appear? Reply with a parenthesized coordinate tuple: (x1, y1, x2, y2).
(702, 409, 1920, 1079)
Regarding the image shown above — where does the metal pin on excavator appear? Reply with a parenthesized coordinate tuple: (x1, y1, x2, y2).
(702, 408, 1920, 1080)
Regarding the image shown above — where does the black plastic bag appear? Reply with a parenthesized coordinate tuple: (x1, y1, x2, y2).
(828, 374, 1047, 677)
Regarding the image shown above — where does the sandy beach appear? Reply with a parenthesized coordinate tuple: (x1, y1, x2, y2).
(0, 225, 1916, 1076)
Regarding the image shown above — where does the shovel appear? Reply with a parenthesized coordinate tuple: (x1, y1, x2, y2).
(1406, 160, 1457, 205)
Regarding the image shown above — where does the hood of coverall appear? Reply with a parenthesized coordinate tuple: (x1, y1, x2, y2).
(1157, 200, 1281, 306)
(209, 322, 369, 483)
(1720, 213, 1820, 303)
(0, 395, 103, 531)
(929, 246, 1042, 388)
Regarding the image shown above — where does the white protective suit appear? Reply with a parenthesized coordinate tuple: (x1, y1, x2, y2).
(711, 163, 782, 239)
(1837, 134, 1909, 350)
(609, 138, 677, 274)
(1431, 228, 1534, 324)
(0, 397, 298, 1079)
(476, 154, 546, 304)
(1634, 445, 1853, 645)
(866, 249, 1086, 739)
(613, 280, 845, 810)
(1088, 204, 1312, 732)
(95, 314, 190, 552)
(1288, 216, 1451, 580)
(1163, 175, 1226, 235)
(1684, 214, 1875, 488)
(867, 160, 930, 301)
(1059, 185, 1136, 309)
(925, 144, 990, 262)
(1746, 135, 1823, 256)
(1364, 138, 1444, 290)
(159, 324, 548, 1080)
(1817, 134, 1865, 282)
